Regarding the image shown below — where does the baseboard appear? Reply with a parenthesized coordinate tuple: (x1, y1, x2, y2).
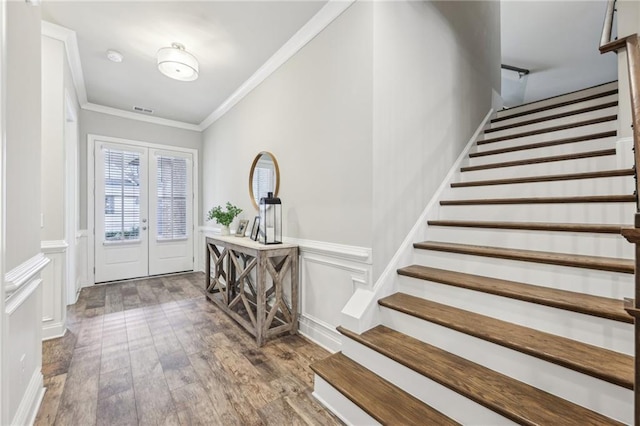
(42, 323, 66, 341)
(11, 368, 45, 426)
(298, 314, 341, 353)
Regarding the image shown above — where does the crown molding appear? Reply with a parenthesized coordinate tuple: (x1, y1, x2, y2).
(82, 102, 202, 131)
(41, 0, 355, 133)
(42, 20, 88, 105)
(199, 0, 355, 130)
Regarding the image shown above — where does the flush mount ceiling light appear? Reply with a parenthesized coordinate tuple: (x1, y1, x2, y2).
(157, 42, 199, 82)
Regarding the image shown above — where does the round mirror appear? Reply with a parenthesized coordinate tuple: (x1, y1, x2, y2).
(249, 151, 280, 210)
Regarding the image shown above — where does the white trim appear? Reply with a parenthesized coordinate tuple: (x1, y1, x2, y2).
(83, 102, 201, 132)
(341, 109, 495, 333)
(40, 240, 68, 253)
(4, 254, 50, 296)
(64, 91, 78, 306)
(41, 21, 87, 106)
(298, 313, 341, 353)
(87, 134, 199, 286)
(284, 237, 371, 264)
(10, 368, 44, 426)
(200, 0, 355, 130)
(5, 278, 42, 316)
(302, 254, 370, 291)
(41, 2, 356, 132)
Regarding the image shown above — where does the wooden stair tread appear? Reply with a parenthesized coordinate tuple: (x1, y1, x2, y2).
(469, 131, 616, 158)
(377, 294, 633, 389)
(397, 264, 632, 323)
(491, 89, 618, 124)
(413, 241, 634, 273)
(310, 352, 459, 426)
(477, 115, 617, 145)
(485, 101, 618, 134)
(460, 149, 616, 172)
(427, 220, 625, 234)
(338, 325, 625, 425)
(452, 168, 634, 187)
(440, 194, 635, 206)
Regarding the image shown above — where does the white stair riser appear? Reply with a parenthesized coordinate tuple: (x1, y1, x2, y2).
(313, 377, 381, 426)
(341, 338, 516, 425)
(491, 94, 619, 128)
(443, 175, 633, 200)
(424, 226, 633, 259)
(433, 202, 635, 224)
(398, 276, 633, 354)
(467, 137, 617, 166)
(458, 153, 618, 181)
(476, 121, 617, 153)
(411, 249, 633, 299)
(379, 308, 633, 424)
(495, 82, 618, 119)
(485, 107, 618, 140)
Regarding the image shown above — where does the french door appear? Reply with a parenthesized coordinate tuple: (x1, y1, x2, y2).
(94, 141, 193, 283)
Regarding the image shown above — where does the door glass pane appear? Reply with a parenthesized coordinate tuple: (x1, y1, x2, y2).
(156, 156, 188, 240)
(104, 148, 141, 242)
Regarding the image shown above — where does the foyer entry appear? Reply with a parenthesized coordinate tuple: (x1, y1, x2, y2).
(92, 137, 195, 283)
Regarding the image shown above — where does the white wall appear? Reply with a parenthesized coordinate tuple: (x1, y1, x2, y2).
(3, 2, 47, 425)
(201, 0, 500, 348)
(201, 1, 374, 349)
(79, 109, 203, 228)
(371, 1, 501, 279)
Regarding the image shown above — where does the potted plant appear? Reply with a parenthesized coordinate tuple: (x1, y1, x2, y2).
(207, 202, 243, 236)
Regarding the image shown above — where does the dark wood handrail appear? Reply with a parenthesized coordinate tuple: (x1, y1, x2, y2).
(600, 1, 640, 425)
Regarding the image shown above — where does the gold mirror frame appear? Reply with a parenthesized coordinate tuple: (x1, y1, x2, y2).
(249, 151, 280, 210)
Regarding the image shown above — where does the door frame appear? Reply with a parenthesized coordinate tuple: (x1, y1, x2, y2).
(87, 134, 199, 286)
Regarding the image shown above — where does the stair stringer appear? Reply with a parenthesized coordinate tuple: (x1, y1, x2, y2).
(339, 109, 494, 334)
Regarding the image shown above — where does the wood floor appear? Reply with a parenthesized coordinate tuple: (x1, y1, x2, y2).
(35, 272, 342, 426)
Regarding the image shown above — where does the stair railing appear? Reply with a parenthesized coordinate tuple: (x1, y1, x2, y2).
(600, 1, 640, 424)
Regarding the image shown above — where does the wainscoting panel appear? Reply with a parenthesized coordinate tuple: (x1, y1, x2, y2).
(41, 240, 68, 340)
(198, 227, 372, 352)
(76, 230, 89, 295)
(5, 269, 46, 425)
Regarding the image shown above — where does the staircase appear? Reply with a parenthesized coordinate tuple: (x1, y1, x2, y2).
(311, 81, 635, 425)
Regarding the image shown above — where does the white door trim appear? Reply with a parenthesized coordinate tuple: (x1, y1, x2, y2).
(64, 90, 77, 304)
(87, 134, 199, 286)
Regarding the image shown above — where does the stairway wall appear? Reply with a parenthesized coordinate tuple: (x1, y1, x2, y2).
(371, 1, 501, 281)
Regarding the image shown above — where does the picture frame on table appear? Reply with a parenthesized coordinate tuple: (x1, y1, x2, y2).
(250, 216, 260, 241)
(236, 219, 249, 237)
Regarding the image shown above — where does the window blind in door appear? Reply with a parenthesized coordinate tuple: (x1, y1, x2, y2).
(103, 148, 141, 242)
(156, 155, 188, 240)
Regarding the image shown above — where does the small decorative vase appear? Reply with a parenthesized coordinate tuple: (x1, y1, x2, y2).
(220, 225, 230, 236)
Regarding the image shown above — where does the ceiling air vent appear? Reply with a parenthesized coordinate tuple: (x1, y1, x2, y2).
(133, 106, 154, 114)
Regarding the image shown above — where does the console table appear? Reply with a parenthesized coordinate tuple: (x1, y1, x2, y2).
(204, 235, 299, 346)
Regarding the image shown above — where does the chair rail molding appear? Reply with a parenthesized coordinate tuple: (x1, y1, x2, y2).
(4, 253, 50, 297)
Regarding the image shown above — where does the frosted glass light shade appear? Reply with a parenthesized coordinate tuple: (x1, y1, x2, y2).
(157, 43, 199, 82)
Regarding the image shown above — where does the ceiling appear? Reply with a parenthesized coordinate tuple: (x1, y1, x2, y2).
(41, 1, 327, 126)
(501, 0, 617, 107)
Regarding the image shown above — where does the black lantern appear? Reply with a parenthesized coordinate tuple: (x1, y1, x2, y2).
(259, 192, 282, 244)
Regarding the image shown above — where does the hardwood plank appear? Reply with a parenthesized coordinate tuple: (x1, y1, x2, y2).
(397, 264, 632, 323)
(377, 294, 633, 389)
(469, 131, 617, 158)
(485, 101, 618, 134)
(339, 325, 624, 426)
(440, 194, 635, 205)
(34, 374, 67, 426)
(311, 352, 459, 426)
(492, 88, 618, 123)
(478, 115, 617, 145)
(413, 241, 635, 273)
(452, 168, 634, 187)
(96, 389, 138, 426)
(460, 148, 616, 172)
(427, 219, 625, 234)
